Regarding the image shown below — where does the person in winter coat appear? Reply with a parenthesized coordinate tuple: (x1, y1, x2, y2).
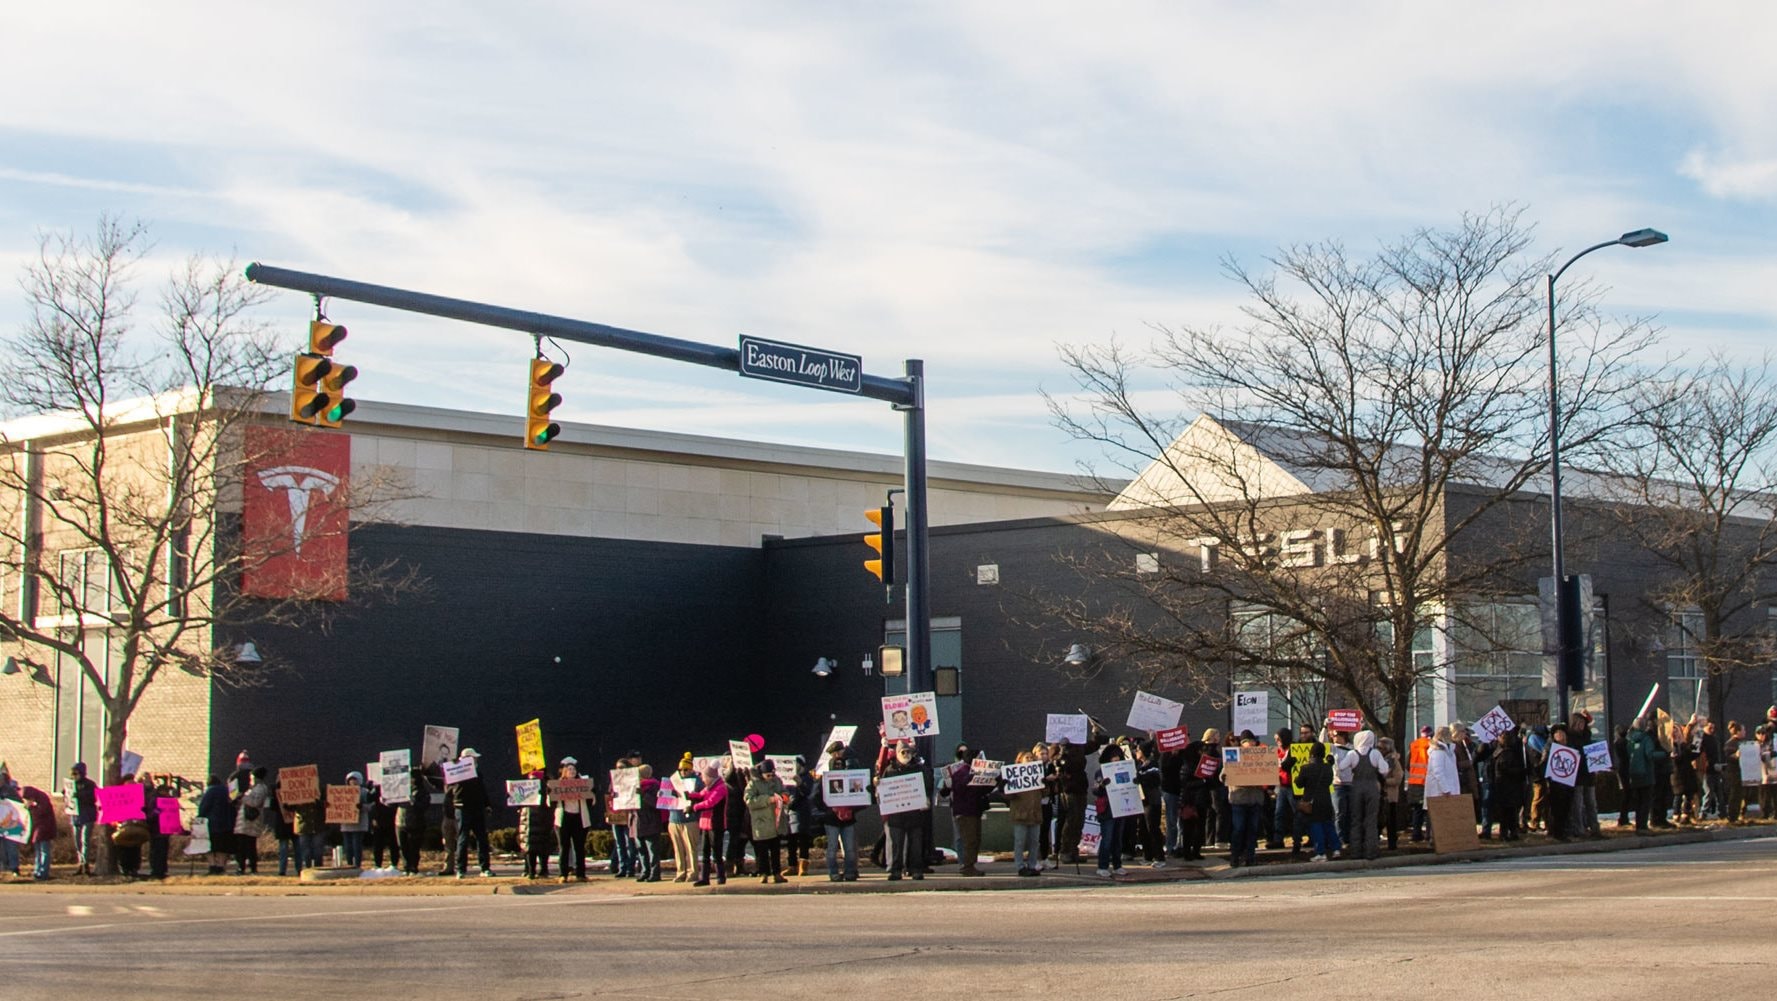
(1177, 730, 1223, 861)
(630, 763, 666, 882)
(196, 774, 236, 876)
(337, 771, 371, 868)
(1669, 722, 1700, 824)
(1487, 730, 1529, 841)
(395, 767, 431, 876)
(1346, 731, 1389, 861)
(1225, 738, 1266, 868)
(666, 754, 701, 882)
(1623, 719, 1662, 832)
(291, 789, 327, 870)
(1007, 750, 1044, 877)
(817, 742, 864, 882)
(1133, 742, 1165, 867)
(1378, 737, 1408, 850)
(947, 745, 990, 877)
(1295, 744, 1338, 861)
(445, 748, 492, 878)
(65, 762, 98, 875)
(786, 757, 816, 877)
(517, 769, 555, 879)
(368, 781, 399, 870)
(234, 767, 273, 874)
(744, 759, 790, 884)
(878, 741, 931, 880)
(1423, 727, 1461, 799)
(551, 757, 595, 883)
(23, 785, 58, 880)
(723, 760, 753, 877)
(686, 764, 728, 885)
(270, 781, 300, 876)
(0, 765, 18, 875)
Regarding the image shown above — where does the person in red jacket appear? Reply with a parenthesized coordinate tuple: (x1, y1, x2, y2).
(686, 765, 728, 886)
(22, 785, 59, 880)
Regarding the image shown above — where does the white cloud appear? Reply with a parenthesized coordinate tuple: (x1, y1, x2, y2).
(1679, 150, 1777, 201)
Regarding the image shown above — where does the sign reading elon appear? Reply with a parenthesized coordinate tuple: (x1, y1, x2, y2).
(738, 335, 862, 395)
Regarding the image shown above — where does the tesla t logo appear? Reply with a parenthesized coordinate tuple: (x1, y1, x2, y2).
(257, 465, 340, 555)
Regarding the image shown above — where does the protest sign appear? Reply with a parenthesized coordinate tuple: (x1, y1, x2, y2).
(277, 766, 320, 806)
(1102, 760, 1144, 817)
(1544, 744, 1581, 787)
(1078, 803, 1101, 856)
(727, 739, 755, 771)
(1000, 761, 1045, 795)
(1222, 746, 1278, 787)
(516, 718, 545, 775)
(506, 779, 543, 807)
(366, 761, 383, 790)
(0, 799, 30, 844)
(1195, 752, 1222, 779)
(183, 818, 210, 855)
(822, 769, 872, 808)
(548, 777, 594, 802)
(325, 785, 360, 825)
(1582, 740, 1612, 774)
(672, 774, 697, 796)
(1286, 743, 1317, 797)
(610, 767, 641, 810)
(969, 759, 1004, 787)
(379, 750, 412, 805)
(156, 797, 185, 836)
(420, 725, 459, 767)
(1473, 705, 1516, 744)
(442, 758, 478, 786)
(120, 749, 143, 778)
(1045, 713, 1089, 745)
(1326, 709, 1363, 732)
(1127, 691, 1184, 732)
(812, 725, 859, 775)
(1155, 726, 1191, 752)
(95, 784, 146, 824)
(1427, 793, 1480, 853)
(1232, 691, 1269, 737)
(767, 755, 800, 778)
(654, 778, 686, 811)
(692, 753, 723, 777)
(1742, 742, 1764, 784)
(882, 692, 940, 740)
(875, 772, 928, 815)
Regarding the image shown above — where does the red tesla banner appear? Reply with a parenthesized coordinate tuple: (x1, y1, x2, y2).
(240, 426, 350, 601)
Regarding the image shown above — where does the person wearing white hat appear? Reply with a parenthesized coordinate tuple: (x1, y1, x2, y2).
(445, 747, 492, 877)
(552, 757, 595, 882)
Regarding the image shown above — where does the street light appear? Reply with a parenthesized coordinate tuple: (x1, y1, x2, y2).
(1547, 227, 1668, 725)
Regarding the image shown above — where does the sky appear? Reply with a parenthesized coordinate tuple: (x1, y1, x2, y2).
(2, 2, 1773, 475)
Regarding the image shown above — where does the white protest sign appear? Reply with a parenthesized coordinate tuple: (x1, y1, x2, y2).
(378, 749, 412, 805)
(1000, 761, 1046, 795)
(421, 725, 459, 767)
(1046, 713, 1089, 745)
(610, 767, 641, 810)
(1582, 740, 1612, 774)
(822, 769, 872, 808)
(969, 759, 1003, 787)
(1741, 742, 1763, 784)
(654, 779, 686, 812)
(767, 755, 800, 779)
(1473, 705, 1516, 744)
(365, 761, 383, 790)
(1078, 803, 1101, 855)
(183, 817, 211, 856)
(1102, 759, 1144, 818)
(442, 758, 478, 786)
(875, 772, 928, 816)
(813, 725, 859, 775)
(120, 749, 144, 778)
(728, 740, 755, 771)
(506, 779, 542, 807)
(1232, 691, 1268, 737)
(1127, 691, 1185, 732)
(882, 692, 940, 740)
(1545, 744, 1581, 787)
(692, 754, 723, 777)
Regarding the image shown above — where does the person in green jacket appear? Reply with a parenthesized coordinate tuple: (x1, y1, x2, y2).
(1624, 718, 1665, 833)
(744, 760, 790, 884)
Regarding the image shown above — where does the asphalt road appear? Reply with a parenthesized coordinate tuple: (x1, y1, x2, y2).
(5, 839, 1771, 1000)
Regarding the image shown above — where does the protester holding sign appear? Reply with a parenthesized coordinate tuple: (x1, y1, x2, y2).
(1225, 737, 1266, 868)
(64, 763, 97, 876)
(665, 754, 701, 883)
(877, 742, 931, 880)
(817, 742, 865, 882)
(1543, 725, 1578, 841)
(551, 757, 596, 883)
(1175, 729, 1223, 862)
(447, 748, 492, 878)
(396, 767, 432, 876)
(631, 762, 666, 882)
(1092, 745, 1131, 877)
(1296, 743, 1338, 861)
(1004, 751, 1045, 876)
(743, 759, 790, 884)
(686, 764, 729, 885)
(234, 767, 273, 874)
(1053, 722, 1104, 864)
(196, 774, 236, 876)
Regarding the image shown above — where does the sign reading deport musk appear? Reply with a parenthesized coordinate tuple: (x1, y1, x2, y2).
(738, 335, 862, 395)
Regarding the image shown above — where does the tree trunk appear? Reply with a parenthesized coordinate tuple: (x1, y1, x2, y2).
(95, 711, 129, 877)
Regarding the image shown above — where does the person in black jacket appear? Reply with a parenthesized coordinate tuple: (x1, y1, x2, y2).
(1488, 729, 1528, 841)
(446, 748, 491, 878)
(817, 742, 864, 882)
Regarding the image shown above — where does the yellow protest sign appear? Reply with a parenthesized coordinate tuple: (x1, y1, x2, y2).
(516, 718, 545, 775)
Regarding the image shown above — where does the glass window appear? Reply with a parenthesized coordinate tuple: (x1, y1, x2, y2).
(1231, 608, 1328, 735)
(1667, 610, 1705, 722)
(1451, 602, 1555, 726)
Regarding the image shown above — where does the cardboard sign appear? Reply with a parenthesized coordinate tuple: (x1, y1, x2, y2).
(882, 692, 940, 740)
(1472, 705, 1516, 744)
(421, 725, 459, 768)
(1741, 742, 1763, 784)
(1582, 740, 1612, 774)
(379, 750, 412, 805)
(1326, 709, 1363, 732)
(1046, 713, 1090, 745)
(516, 719, 546, 775)
(1231, 691, 1268, 738)
(507, 779, 543, 808)
(442, 758, 478, 786)
(1127, 691, 1184, 732)
(156, 797, 185, 836)
(277, 765, 320, 806)
(548, 777, 594, 803)
(822, 769, 872, 808)
(1102, 760, 1144, 817)
(813, 725, 858, 775)
(1000, 761, 1046, 795)
(325, 785, 360, 825)
(1545, 744, 1581, 787)
(610, 767, 641, 810)
(875, 772, 928, 816)
(1155, 726, 1191, 752)
(1221, 746, 1278, 787)
(969, 759, 1004, 787)
(1427, 793, 1480, 854)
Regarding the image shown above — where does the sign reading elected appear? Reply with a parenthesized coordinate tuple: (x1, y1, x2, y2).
(737, 335, 862, 395)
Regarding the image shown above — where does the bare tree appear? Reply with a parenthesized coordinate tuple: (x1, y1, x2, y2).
(1597, 354, 1777, 724)
(1044, 208, 1656, 746)
(0, 217, 418, 874)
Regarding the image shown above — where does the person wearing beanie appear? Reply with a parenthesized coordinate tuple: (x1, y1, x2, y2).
(66, 763, 98, 876)
(666, 754, 701, 882)
(744, 759, 789, 884)
(516, 768, 554, 879)
(786, 755, 816, 876)
(551, 757, 595, 883)
(229, 751, 254, 799)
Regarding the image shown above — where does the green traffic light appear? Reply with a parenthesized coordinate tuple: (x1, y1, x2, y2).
(533, 422, 560, 445)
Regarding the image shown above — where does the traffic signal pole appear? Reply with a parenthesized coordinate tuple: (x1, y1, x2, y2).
(244, 263, 934, 689)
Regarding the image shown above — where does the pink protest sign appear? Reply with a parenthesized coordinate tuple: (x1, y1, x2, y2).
(156, 797, 185, 835)
(96, 784, 146, 824)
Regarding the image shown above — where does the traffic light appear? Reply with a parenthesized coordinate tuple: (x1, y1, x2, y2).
(525, 356, 565, 450)
(289, 320, 356, 427)
(864, 505, 895, 584)
(290, 353, 332, 424)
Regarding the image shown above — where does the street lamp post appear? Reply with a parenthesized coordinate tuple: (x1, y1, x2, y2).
(1547, 227, 1668, 726)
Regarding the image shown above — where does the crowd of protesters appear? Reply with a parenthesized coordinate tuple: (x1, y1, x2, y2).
(3, 705, 1775, 882)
